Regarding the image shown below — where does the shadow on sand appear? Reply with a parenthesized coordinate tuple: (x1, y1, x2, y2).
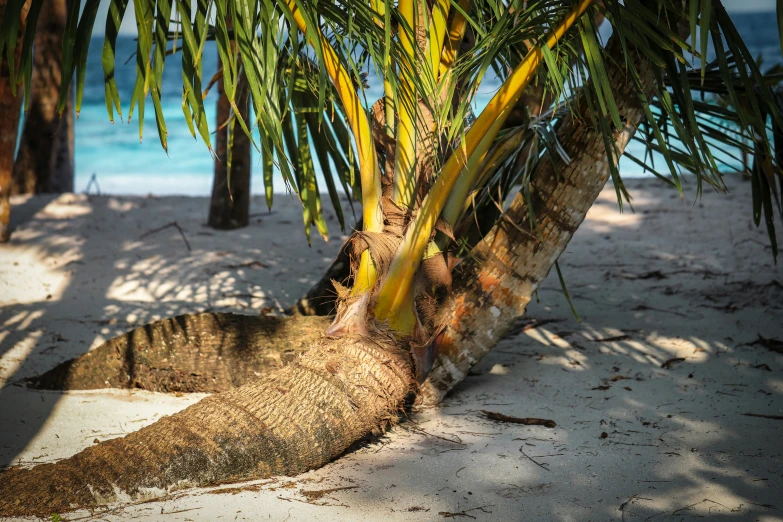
(0, 177, 780, 520)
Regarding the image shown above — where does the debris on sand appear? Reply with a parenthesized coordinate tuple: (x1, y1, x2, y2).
(481, 411, 556, 428)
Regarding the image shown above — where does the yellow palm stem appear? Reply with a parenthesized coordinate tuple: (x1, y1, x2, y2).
(440, 132, 490, 226)
(393, 84, 417, 208)
(371, 0, 385, 24)
(372, 0, 396, 136)
(392, 0, 418, 209)
(352, 250, 379, 294)
(439, 0, 470, 76)
(287, 1, 384, 295)
(428, 0, 451, 80)
(374, 0, 593, 326)
(443, 128, 526, 226)
(287, 1, 383, 236)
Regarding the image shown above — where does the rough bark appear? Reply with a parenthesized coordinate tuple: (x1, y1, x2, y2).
(0, 335, 413, 517)
(420, 32, 671, 404)
(11, 0, 74, 195)
(0, 0, 29, 242)
(207, 66, 251, 230)
(27, 313, 331, 392)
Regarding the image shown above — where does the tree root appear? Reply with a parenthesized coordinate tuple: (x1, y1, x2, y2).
(0, 335, 414, 517)
(26, 313, 331, 393)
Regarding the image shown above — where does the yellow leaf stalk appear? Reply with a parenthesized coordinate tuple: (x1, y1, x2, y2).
(372, 0, 397, 137)
(428, 0, 451, 80)
(375, 0, 594, 332)
(287, 1, 384, 293)
(439, 0, 471, 76)
(443, 128, 527, 226)
(392, 0, 419, 209)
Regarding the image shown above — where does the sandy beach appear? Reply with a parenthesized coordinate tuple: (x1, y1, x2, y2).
(0, 176, 781, 521)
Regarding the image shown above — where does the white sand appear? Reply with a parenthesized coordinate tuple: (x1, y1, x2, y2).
(0, 177, 781, 521)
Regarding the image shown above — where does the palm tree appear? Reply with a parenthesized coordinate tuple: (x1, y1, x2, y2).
(1, 0, 781, 515)
(208, 62, 253, 229)
(12, 0, 75, 195)
(0, 0, 28, 242)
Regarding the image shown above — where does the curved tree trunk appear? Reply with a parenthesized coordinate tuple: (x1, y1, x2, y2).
(0, 335, 413, 517)
(208, 65, 251, 230)
(11, 0, 74, 195)
(27, 313, 331, 392)
(0, 0, 29, 242)
(421, 32, 676, 404)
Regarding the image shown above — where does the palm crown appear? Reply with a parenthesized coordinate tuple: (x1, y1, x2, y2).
(1, 0, 781, 335)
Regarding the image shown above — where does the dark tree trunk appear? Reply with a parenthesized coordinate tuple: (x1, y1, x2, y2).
(11, 0, 74, 195)
(207, 66, 251, 230)
(0, 0, 29, 242)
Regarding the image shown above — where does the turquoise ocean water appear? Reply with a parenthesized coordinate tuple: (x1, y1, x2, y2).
(71, 11, 782, 195)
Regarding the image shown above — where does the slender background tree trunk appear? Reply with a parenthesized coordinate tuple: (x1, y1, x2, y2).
(208, 66, 251, 230)
(12, 0, 74, 195)
(0, 0, 29, 242)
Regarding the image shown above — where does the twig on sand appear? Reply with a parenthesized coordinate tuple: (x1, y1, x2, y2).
(672, 498, 732, 516)
(299, 486, 358, 502)
(401, 424, 465, 445)
(747, 334, 783, 354)
(83, 173, 101, 196)
(160, 507, 202, 515)
(519, 448, 550, 471)
(619, 494, 652, 522)
(590, 335, 631, 342)
(503, 318, 565, 338)
(226, 261, 268, 269)
(438, 506, 493, 519)
(481, 410, 556, 428)
(633, 304, 687, 317)
(742, 413, 783, 421)
(660, 357, 685, 369)
(140, 221, 192, 252)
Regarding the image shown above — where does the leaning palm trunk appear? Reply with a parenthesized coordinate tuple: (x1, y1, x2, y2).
(422, 33, 662, 402)
(27, 313, 331, 392)
(0, 335, 412, 517)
